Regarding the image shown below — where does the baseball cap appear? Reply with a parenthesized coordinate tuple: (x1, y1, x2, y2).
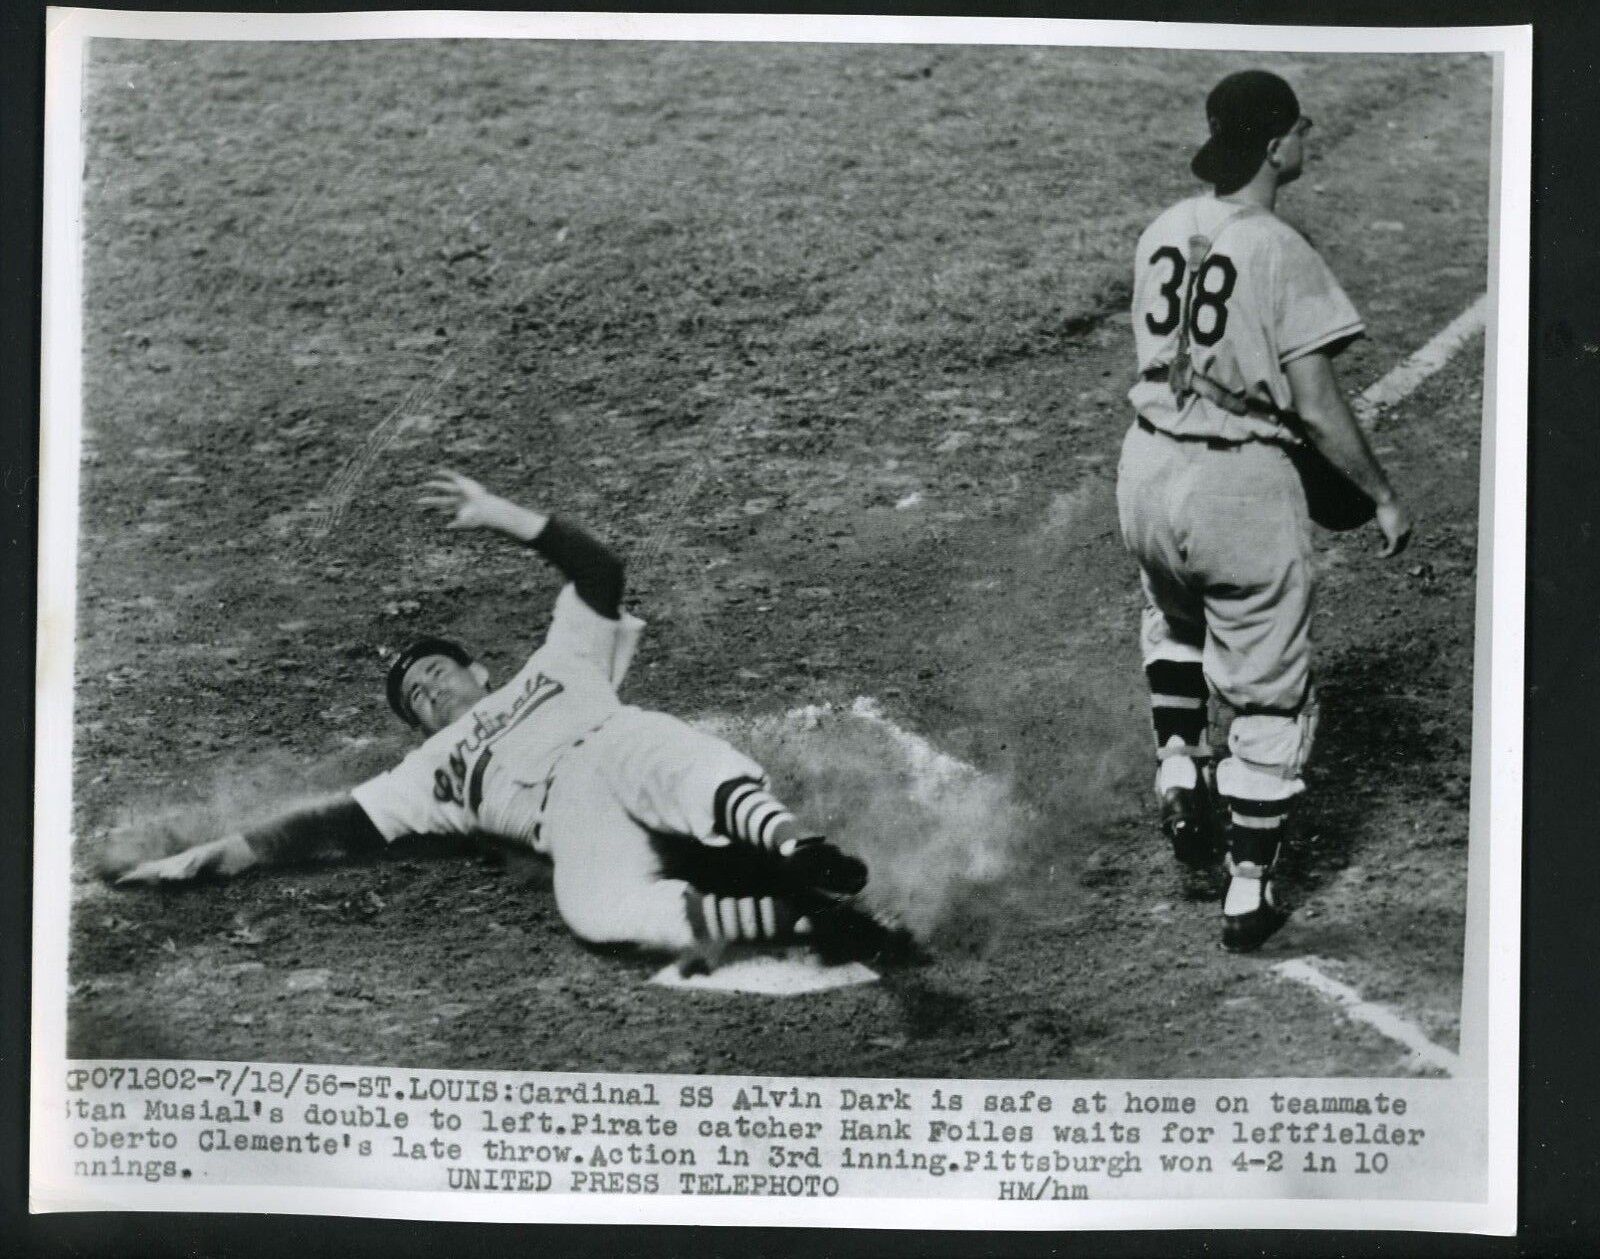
(385, 635, 475, 727)
(1190, 70, 1302, 192)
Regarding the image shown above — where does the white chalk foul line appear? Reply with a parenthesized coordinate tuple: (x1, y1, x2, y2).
(1271, 958, 1460, 1076)
(1352, 293, 1487, 423)
(843, 696, 985, 794)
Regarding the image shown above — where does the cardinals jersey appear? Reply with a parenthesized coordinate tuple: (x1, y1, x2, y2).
(351, 584, 644, 847)
(1127, 196, 1364, 443)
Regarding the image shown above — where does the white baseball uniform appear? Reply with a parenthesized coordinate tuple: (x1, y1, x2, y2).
(351, 586, 769, 949)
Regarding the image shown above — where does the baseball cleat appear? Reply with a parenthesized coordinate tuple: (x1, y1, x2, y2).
(808, 902, 922, 968)
(1160, 786, 1216, 868)
(781, 836, 869, 897)
(1220, 870, 1289, 953)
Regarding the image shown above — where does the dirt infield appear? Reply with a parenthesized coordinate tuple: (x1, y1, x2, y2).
(68, 42, 1492, 1077)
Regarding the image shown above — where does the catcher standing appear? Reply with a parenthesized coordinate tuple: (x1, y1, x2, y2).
(1118, 70, 1413, 951)
(119, 471, 886, 968)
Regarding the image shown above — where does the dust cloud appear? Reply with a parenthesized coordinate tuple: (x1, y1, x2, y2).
(698, 699, 1042, 952)
(93, 743, 400, 880)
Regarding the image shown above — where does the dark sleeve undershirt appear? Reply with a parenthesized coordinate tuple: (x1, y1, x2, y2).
(242, 795, 386, 865)
(530, 516, 625, 619)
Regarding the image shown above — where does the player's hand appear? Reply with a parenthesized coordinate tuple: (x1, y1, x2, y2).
(1375, 497, 1414, 558)
(418, 470, 512, 532)
(117, 834, 259, 886)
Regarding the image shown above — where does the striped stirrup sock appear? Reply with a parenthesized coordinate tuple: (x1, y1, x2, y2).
(713, 776, 798, 854)
(684, 890, 809, 944)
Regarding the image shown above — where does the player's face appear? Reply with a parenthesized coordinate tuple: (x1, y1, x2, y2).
(401, 654, 489, 735)
(1272, 115, 1313, 184)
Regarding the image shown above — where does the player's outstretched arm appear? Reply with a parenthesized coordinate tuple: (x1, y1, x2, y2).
(116, 793, 385, 886)
(419, 469, 623, 617)
(1285, 352, 1414, 557)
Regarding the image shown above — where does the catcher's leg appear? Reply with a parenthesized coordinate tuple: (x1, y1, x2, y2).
(1191, 444, 1317, 953)
(1118, 422, 1218, 867)
(1140, 590, 1218, 868)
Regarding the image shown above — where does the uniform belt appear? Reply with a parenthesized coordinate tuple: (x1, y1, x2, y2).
(1134, 412, 1247, 451)
(1137, 363, 1291, 449)
(1140, 363, 1287, 418)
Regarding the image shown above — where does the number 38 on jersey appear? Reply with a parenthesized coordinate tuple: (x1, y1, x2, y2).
(1144, 246, 1238, 347)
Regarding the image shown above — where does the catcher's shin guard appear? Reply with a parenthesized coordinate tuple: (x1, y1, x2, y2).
(1149, 661, 1215, 867)
(1219, 796, 1291, 953)
(1147, 660, 1209, 751)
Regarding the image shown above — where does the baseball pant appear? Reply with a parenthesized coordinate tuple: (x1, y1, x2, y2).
(536, 708, 807, 951)
(1116, 420, 1318, 803)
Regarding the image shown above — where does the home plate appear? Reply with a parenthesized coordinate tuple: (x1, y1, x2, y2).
(651, 951, 879, 995)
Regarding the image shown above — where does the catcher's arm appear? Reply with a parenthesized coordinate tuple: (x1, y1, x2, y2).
(117, 794, 385, 886)
(1284, 352, 1413, 557)
(419, 470, 623, 617)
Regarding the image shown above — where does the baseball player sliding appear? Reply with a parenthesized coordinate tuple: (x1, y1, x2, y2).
(1119, 71, 1413, 951)
(119, 471, 896, 971)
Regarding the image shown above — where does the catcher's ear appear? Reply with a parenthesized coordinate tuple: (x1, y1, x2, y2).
(469, 661, 490, 688)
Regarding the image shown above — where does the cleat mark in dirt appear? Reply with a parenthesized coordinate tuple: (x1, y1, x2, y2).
(1354, 293, 1488, 425)
(1271, 958, 1460, 1076)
